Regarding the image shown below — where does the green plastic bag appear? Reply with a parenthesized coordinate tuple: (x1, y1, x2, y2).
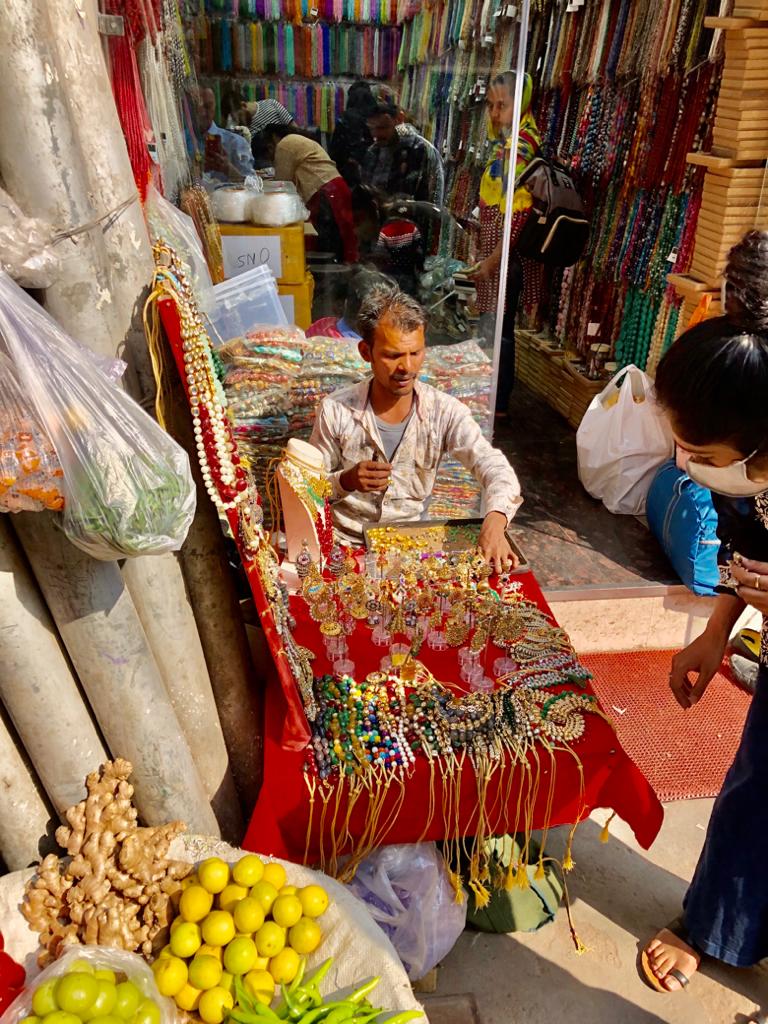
(465, 835, 564, 934)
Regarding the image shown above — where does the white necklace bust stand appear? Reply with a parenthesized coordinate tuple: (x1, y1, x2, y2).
(277, 438, 329, 590)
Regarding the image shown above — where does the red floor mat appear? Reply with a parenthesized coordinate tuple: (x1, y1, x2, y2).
(581, 650, 752, 802)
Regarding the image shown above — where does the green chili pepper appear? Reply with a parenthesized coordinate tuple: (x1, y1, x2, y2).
(348, 979, 381, 1005)
(303, 959, 334, 991)
(229, 1005, 283, 1024)
(323, 1007, 356, 1024)
(289, 957, 307, 994)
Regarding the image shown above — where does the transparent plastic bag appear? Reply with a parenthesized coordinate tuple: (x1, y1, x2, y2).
(0, 353, 64, 513)
(0, 946, 175, 1024)
(347, 842, 467, 980)
(249, 187, 308, 228)
(0, 271, 195, 559)
(0, 187, 60, 290)
(145, 185, 215, 313)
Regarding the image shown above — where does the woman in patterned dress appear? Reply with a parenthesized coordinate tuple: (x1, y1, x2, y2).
(641, 231, 768, 992)
(469, 71, 542, 416)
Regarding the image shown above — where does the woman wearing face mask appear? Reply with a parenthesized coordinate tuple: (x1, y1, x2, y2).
(640, 230, 768, 994)
(468, 71, 543, 417)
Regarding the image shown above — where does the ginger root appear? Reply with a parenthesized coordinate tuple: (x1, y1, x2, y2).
(22, 759, 191, 965)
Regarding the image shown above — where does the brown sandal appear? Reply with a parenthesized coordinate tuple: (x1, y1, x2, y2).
(639, 918, 700, 993)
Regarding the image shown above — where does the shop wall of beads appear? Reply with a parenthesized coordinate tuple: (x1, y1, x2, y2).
(668, 11, 768, 335)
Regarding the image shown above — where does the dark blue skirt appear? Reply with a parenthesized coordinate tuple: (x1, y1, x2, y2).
(684, 665, 768, 967)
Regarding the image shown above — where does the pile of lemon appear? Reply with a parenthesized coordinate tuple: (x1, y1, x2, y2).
(152, 855, 329, 1024)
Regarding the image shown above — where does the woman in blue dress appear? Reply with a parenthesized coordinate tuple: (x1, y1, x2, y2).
(641, 229, 768, 992)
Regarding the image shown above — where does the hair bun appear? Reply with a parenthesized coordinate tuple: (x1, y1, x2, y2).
(725, 230, 768, 334)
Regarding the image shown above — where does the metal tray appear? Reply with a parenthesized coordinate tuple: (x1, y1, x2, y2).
(362, 517, 530, 573)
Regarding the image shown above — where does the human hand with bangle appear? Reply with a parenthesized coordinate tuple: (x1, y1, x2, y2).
(732, 555, 768, 615)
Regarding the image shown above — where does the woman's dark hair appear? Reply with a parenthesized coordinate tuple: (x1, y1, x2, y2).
(347, 81, 376, 116)
(654, 232, 768, 454)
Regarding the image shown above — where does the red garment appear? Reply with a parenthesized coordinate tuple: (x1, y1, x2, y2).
(0, 932, 25, 1015)
(306, 176, 359, 264)
(243, 571, 663, 863)
(306, 316, 344, 338)
(475, 205, 544, 316)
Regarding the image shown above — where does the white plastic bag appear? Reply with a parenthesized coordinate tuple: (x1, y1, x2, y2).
(145, 185, 215, 313)
(577, 364, 673, 515)
(347, 842, 467, 980)
(0, 271, 195, 559)
(0, 946, 175, 1024)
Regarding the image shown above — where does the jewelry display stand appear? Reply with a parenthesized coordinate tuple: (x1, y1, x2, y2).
(277, 439, 330, 567)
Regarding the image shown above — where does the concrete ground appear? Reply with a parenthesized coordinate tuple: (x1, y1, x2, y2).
(431, 802, 768, 1024)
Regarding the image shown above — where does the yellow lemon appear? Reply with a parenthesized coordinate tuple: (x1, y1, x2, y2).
(201, 910, 236, 947)
(188, 956, 223, 992)
(151, 957, 188, 998)
(288, 918, 321, 956)
(279, 886, 298, 897)
(218, 883, 249, 914)
(271, 895, 303, 929)
(180, 885, 215, 923)
(232, 855, 265, 888)
(254, 922, 285, 959)
(169, 921, 202, 959)
(223, 936, 258, 976)
(181, 873, 199, 890)
(198, 988, 233, 1024)
(218, 972, 234, 995)
(261, 863, 287, 891)
(252, 956, 270, 972)
(198, 858, 230, 895)
(243, 970, 275, 1007)
(233, 897, 265, 935)
(249, 881, 279, 916)
(298, 885, 329, 919)
(155, 946, 173, 961)
(267, 948, 301, 986)
(174, 984, 202, 1013)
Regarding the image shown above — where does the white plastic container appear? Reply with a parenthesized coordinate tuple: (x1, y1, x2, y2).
(207, 265, 287, 344)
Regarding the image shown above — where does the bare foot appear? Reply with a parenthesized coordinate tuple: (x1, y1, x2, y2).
(645, 928, 701, 991)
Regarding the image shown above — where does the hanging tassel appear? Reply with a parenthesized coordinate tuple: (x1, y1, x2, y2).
(469, 879, 491, 909)
(446, 868, 465, 903)
(534, 859, 546, 881)
(600, 812, 616, 844)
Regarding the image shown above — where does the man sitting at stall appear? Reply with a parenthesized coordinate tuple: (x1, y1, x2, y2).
(309, 283, 522, 572)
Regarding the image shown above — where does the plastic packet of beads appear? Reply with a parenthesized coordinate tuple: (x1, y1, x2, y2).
(0, 352, 64, 513)
(0, 272, 195, 558)
(145, 184, 215, 313)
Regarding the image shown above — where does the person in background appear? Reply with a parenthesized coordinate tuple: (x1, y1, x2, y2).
(307, 267, 394, 339)
(310, 283, 522, 571)
(249, 100, 358, 265)
(469, 71, 542, 417)
(639, 231, 768, 995)
(195, 86, 255, 185)
(329, 82, 376, 188)
(361, 87, 431, 203)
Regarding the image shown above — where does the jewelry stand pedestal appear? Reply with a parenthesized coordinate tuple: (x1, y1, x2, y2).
(277, 464, 322, 566)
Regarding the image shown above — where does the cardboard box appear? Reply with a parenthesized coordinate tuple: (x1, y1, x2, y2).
(278, 271, 315, 330)
(219, 222, 306, 285)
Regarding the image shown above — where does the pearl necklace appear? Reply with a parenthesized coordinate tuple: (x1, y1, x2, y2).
(152, 243, 250, 514)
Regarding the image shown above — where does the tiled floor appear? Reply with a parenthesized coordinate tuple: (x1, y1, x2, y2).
(495, 384, 677, 593)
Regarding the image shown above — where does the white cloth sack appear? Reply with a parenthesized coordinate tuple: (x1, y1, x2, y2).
(0, 835, 425, 1021)
(576, 365, 673, 515)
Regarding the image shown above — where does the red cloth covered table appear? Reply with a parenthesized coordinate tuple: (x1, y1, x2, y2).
(244, 571, 663, 862)
(158, 295, 663, 866)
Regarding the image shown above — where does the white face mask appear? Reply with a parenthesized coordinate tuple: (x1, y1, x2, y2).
(684, 449, 768, 498)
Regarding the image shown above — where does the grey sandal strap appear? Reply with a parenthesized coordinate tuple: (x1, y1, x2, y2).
(666, 968, 690, 989)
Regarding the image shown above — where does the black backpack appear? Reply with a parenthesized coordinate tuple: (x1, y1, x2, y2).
(514, 157, 589, 267)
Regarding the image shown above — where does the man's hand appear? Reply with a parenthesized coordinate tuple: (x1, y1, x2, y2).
(340, 460, 392, 494)
(478, 511, 519, 575)
(668, 626, 729, 710)
(468, 254, 499, 284)
(206, 150, 240, 179)
(732, 557, 768, 616)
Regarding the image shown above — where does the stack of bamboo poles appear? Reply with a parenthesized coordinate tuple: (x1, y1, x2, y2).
(668, 12, 768, 331)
